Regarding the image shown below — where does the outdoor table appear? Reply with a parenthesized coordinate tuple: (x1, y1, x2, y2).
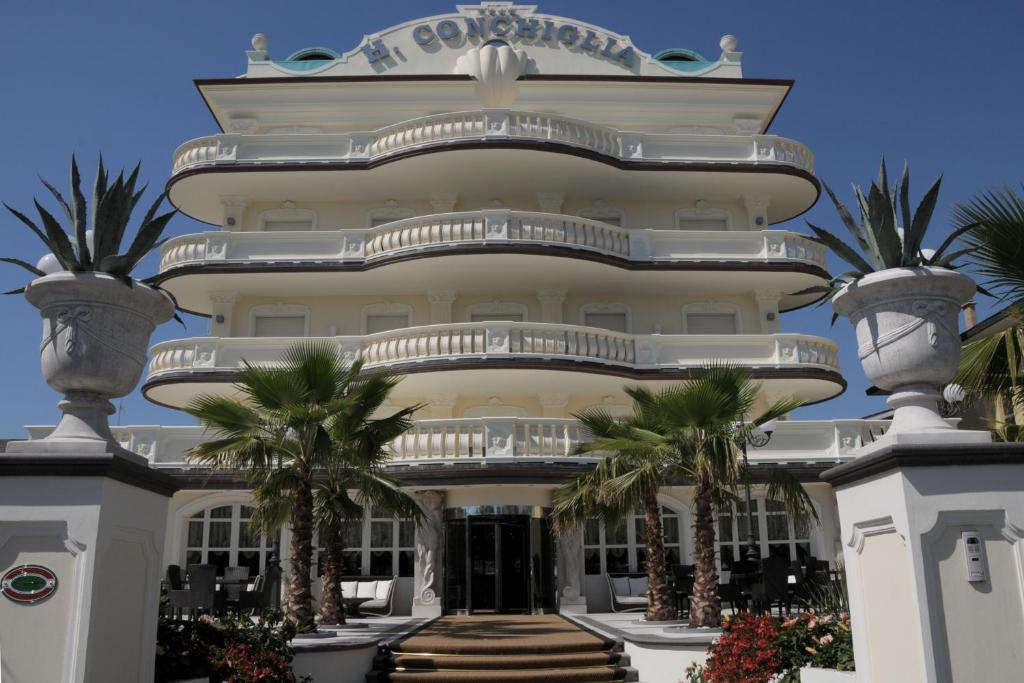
(343, 596, 373, 618)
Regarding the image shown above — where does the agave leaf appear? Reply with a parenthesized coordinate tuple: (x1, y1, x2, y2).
(898, 162, 912, 261)
(0, 256, 46, 276)
(3, 287, 27, 295)
(92, 172, 126, 262)
(929, 220, 979, 265)
(822, 182, 871, 256)
(906, 175, 942, 261)
(116, 208, 176, 275)
(69, 156, 91, 269)
(38, 177, 73, 227)
(929, 245, 979, 268)
(853, 184, 884, 270)
(789, 285, 836, 296)
(806, 222, 874, 274)
(90, 155, 107, 231)
(33, 199, 80, 270)
(5, 202, 51, 249)
(867, 181, 903, 268)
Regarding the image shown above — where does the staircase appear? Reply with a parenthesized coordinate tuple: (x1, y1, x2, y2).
(366, 615, 638, 683)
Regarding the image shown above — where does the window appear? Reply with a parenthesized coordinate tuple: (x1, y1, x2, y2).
(686, 313, 737, 334)
(578, 202, 623, 227)
(185, 504, 280, 575)
(583, 506, 682, 575)
(263, 219, 314, 232)
(253, 315, 306, 337)
(580, 303, 630, 333)
(313, 507, 415, 578)
(675, 206, 729, 231)
(367, 200, 415, 228)
(715, 498, 812, 569)
(366, 314, 410, 334)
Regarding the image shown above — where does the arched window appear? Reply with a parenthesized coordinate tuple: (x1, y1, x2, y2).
(185, 504, 280, 575)
(714, 497, 813, 569)
(582, 506, 683, 575)
(313, 507, 415, 578)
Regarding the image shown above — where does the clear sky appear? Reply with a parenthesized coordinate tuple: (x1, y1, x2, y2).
(1, 0, 1022, 436)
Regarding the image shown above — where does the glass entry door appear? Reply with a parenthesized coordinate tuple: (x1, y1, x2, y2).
(444, 514, 536, 613)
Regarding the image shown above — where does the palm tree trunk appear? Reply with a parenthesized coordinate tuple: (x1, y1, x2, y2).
(317, 527, 347, 625)
(642, 492, 676, 621)
(285, 473, 317, 633)
(689, 474, 722, 627)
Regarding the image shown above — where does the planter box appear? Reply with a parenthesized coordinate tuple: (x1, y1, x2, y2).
(800, 667, 857, 682)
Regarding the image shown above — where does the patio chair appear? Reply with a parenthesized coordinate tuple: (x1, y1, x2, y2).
(339, 575, 398, 617)
(671, 564, 694, 618)
(166, 564, 184, 590)
(221, 566, 250, 604)
(186, 563, 222, 615)
(236, 573, 272, 611)
(752, 556, 791, 616)
(606, 573, 648, 612)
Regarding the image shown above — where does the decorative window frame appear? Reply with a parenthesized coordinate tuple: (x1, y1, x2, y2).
(681, 301, 742, 334)
(172, 492, 282, 572)
(579, 302, 631, 332)
(577, 200, 624, 226)
(312, 508, 415, 579)
(674, 206, 731, 231)
(257, 203, 318, 231)
(582, 495, 688, 575)
(367, 200, 415, 227)
(249, 303, 310, 337)
(713, 492, 821, 570)
(466, 301, 529, 322)
(362, 302, 413, 334)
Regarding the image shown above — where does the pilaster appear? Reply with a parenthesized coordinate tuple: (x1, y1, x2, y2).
(535, 192, 565, 214)
(539, 393, 570, 418)
(557, 525, 588, 613)
(429, 193, 458, 213)
(743, 195, 771, 228)
(755, 289, 782, 334)
(219, 196, 248, 230)
(427, 289, 457, 324)
(412, 490, 445, 618)
(537, 289, 566, 324)
(208, 292, 238, 337)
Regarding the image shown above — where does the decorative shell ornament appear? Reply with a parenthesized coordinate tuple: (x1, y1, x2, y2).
(454, 43, 530, 108)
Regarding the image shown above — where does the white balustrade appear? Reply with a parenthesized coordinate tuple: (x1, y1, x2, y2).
(25, 418, 894, 466)
(147, 327, 840, 382)
(158, 212, 827, 274)
(171, 110, 814, 175)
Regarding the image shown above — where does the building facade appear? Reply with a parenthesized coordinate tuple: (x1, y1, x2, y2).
(31, 3, 879, 616)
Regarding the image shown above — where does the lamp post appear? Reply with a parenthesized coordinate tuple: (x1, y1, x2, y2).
(737, 418, 778, 563)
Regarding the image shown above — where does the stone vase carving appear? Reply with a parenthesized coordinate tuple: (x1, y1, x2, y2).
(832, 267, 981, 445)
(454, 43, 529, 108)
(9, 272, 174, 461)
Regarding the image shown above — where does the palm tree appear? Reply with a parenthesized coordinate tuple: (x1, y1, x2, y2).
(187, 342, 409, 633)
(953, 187, 1024, 426)
(553, 365, 815, 628)
(314, 371, 422, 626)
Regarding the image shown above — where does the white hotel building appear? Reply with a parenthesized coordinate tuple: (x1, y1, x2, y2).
(30, 3, 885, 616)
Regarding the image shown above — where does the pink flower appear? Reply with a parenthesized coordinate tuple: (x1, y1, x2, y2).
(819, 634, 834, 646)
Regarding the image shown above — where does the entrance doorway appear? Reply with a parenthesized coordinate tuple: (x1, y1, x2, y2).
(443, 507, 556, 614)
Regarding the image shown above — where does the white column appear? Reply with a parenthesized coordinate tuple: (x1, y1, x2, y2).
(743, 195, 771, 229)
(208, 291, 238, 337)
(755, 289, 782, 334)
(412, 490, 445, 618)
(537, 289, 566, 324)
(220, 196, 248, 230)
(557, 526, 588, 613)
(427, 289, 456, 324)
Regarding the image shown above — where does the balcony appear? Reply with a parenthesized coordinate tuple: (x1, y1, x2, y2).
(167, 110, 819, 225)
(155, 212, 828, 315)
(24, 418, 890, 469)
(142, 324, 843, 409)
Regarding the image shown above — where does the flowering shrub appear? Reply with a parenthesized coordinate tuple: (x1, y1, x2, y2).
(682, 611, 854, 683)
(155, 609, 309, 682)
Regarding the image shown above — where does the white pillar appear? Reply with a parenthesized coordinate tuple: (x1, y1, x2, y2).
(220, 196, 248, 230)
(822, 443, 1024, 683)
(209, 291, 238, 337)
(557, 526, 587, 613)
(428, 289, 456, 324)
(743, 195, 771, 229)
(0, 452, 178, 683)
(412, 490, 445, 618)
(755, 289, 782, 334)
(537, 289, 566, 324)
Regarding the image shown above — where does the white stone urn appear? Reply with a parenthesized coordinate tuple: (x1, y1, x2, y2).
(454, 42, 530, 108)
(7, 272, 174, 461)
(832, 267, 988, 447)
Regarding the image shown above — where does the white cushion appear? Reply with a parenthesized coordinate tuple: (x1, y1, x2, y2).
(611, 576, 630, 597)
(355, 581, 378, 599)
(375, 579, 393, 601)
(629, 577, 648, 596)
(617, 596, 648, 605)
(362, 599, 386, 608)
(340, 581, 357, 597)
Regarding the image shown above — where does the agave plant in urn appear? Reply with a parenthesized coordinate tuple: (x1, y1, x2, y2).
(798, 158, 990, 449)
(2, 157, 178, 462)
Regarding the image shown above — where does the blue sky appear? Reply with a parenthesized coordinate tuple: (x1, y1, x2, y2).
(1, 0, 1022, 435)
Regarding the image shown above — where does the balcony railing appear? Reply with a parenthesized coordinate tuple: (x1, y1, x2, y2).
(24, 418, 892, 467)
(157, 210, 827, 274)
(147, 325, 840, 381)
(171, 109, 814, 177)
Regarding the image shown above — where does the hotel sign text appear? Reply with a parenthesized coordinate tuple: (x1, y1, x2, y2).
(361, 16, 636, 68)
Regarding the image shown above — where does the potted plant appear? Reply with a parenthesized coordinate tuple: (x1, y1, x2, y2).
(3, 156, 178, 460)
(799, 159, 983, 446)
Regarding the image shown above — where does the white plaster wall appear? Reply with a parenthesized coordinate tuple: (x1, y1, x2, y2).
(625, 641, 708, 683)
(292, 644, 377, 683)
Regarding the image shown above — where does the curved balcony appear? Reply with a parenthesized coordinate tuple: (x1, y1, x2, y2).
(142, 324, 844, 409)
(25, 418, 892, 468)
(167, 110, 819, 225)
(155, 212, 829, 315)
